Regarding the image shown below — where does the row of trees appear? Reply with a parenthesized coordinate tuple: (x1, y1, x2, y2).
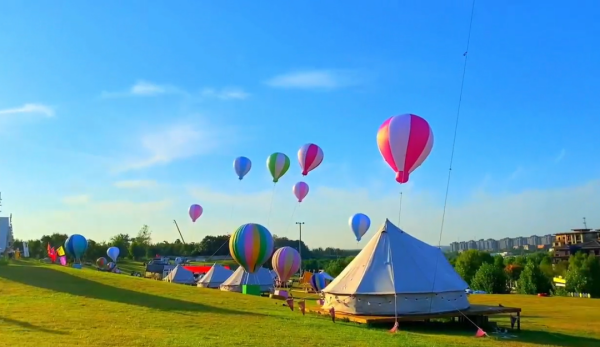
(449, 249, 600, 298)
(14, 225, 359, 265)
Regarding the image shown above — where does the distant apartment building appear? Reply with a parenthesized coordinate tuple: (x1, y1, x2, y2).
(552, 229, 600, 263)
(449, 233, 554, 253)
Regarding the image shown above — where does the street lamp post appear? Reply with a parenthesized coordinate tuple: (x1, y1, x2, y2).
(296, 222, 304, 274)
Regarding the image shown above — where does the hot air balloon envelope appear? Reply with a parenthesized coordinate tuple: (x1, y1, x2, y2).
(349, 213, 371, 241)
(234, 156, 252, 180)
(272, 246, 301, 283)
(292, 181, 309, 202)
(267, 153, 290, 183)
(65, 234, 88, 260)
(310, 272, 327, 292)
(298, 143, 324, 176)
(229, 223, 274, 273)
(377, 114, 434, 183)
(189, 204, 203, 222)
(107, 246, 120, 262)
(96, 257, 107, 268)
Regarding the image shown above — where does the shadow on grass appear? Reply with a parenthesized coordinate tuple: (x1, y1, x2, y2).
(0, 265, 263, 317)
(369, 320, 599, 347)
(0, 316, 69, 335)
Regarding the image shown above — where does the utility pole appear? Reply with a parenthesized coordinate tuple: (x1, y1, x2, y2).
(296, 222, 304, 274)
(583, 217, 588, 229)
(173, 220, 186, 245)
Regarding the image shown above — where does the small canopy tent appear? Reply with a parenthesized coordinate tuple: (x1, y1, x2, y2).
(220, 266, 274, 293)
(163, 265, 196, 285)
(322, 219, 469, 315)
(197, 263, 234, 288)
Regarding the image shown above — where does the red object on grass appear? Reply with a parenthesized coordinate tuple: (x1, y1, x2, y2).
(183, 265, 230, 274)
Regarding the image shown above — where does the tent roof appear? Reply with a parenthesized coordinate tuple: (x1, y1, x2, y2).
(323, 219, 468, 295)
(197, 263, 233, 284)
(221, 266, 273, 286)
(164, 265, 196, 284)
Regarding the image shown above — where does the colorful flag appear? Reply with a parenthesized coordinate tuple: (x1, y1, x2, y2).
(56, 246, 66, 257)
(286, 298, 294, 312)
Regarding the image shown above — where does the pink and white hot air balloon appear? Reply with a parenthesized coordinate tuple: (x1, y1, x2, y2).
(298, 143, 323, 176)
(377, 114, 434, 184)
(292, 182, 309, 203)
(189, 204, 203, 222)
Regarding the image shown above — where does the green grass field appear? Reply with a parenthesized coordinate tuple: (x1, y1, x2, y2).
(1, 261, 599, 347)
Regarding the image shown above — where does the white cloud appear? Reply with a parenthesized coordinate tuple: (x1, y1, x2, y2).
(61, 194, 91, 205)
(101, 81, 249, 101)
(113, 119, 236, 172)
(265, 70, 359, 90)
(0, 103, 54, 117)
(555, 149, 566, 163)
(113, 180, 158, 189)
(201, 88, 249, 100)
(100, 81, 182, 98)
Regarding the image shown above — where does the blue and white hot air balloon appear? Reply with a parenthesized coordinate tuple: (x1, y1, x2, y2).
(233, 156, 252, 180)
(349, 213, 371, 242)
(107, 246, 120, 263)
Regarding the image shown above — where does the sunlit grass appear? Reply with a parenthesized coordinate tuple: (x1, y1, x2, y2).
(0, 261, 598, 347)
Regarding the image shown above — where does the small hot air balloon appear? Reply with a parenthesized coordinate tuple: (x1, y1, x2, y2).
(64, 234, 88, 261)
(292, 181, 309, 202)
(272, 247, 301, 283)
(229, 223, 274, 273)
(234, 156, 252, 180)
(310, 272, 327, 292)
(298, 143, 324, 176)
(96, 257, 107, 268)
(349, 213, 371, 242)
(107, 246, 120, 262)
(189, 204, 203, 222)
(266, 152, 290, 183)
(377, 114, 434, 183)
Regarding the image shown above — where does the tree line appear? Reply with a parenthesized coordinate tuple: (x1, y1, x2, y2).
(13, 225, 359, 264)
(447, 249, 600, 298)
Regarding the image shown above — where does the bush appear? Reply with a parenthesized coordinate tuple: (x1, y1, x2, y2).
(471, 262, 508, 294)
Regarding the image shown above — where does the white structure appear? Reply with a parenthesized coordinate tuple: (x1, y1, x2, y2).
(197, 264, 234, 288)
(220, 266, 274, 293)
(163, 265, 196, 285)
(322, 219, 469, 315)
(22, 242, 30, 258)
(0, 216, 14, 254)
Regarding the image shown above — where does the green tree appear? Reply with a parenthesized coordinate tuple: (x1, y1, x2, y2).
(128, 241, 146, 260)
(518, 259, 551, 294)
(454, 250, 494, 286)
(135, 225, 152, 245)
(471, 262, 507, 294)
(493, 255, 505, 271)
(109, 234, 131, 259)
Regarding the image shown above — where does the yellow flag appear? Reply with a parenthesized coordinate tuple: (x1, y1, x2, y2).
(56, 246, 66, 257)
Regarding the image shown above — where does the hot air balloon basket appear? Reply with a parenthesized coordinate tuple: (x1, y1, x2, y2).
(72, 264, 83, 269)
(242, 285, 261, 296)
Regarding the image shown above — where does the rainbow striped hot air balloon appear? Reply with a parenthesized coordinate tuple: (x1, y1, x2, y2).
(229, 223, 274, 273)
(377, 114, 434, 184)
(310, 272, 327, 292)
(298, 143, 324, 176)
(272, 246, 301, 283)
(266, 152, 290, 183)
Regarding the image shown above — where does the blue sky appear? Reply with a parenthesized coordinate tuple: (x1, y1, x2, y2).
(1, 1, 599, 248)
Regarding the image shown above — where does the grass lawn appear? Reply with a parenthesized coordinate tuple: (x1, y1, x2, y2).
(0, 261, 598, 347)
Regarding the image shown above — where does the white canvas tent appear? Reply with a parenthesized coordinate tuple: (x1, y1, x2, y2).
(322, 219, 469, 315)
(163, 265, 196, 285)
(197, 264, 234, 288)
(220, 266, 274, 293)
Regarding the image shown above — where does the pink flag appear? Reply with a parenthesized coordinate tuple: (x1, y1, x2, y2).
(299, 300, 306, 316)
(59, 256, 67, 266)
(286, 298, 294, 311)
(389, 321, 399, 333)
(475, 328, 487, 338)
(329, 307, 336, 323)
